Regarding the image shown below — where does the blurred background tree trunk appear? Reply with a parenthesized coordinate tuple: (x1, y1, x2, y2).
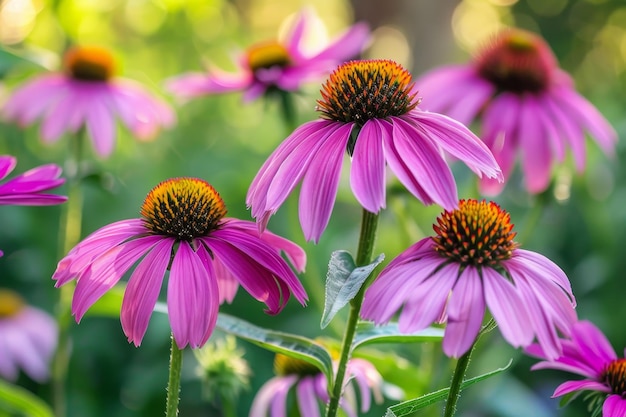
(349, 0, 459, 74)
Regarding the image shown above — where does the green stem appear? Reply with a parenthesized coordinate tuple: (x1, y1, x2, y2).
(442, 318, 495, 417)
(442, 344, 475, 417)
(326, 209, 379, 417)
(52, 131, 85, 417)
(166, 336, 183, 417)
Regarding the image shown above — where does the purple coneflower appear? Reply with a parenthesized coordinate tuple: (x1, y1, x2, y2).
(166, 9, 370, 102)
(247, 59, 502, 242)
(250, 353, 383, 417)
(53, 177, 307, 349)
(361, 199, 577, 359)
(415, 28, 617, 195)
(526, 320, 626, 417)
(0, 289, 58, 382)
(3, 46, 175, 158)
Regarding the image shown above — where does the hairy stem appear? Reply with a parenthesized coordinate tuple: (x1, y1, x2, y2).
(166, 336, 183, 417)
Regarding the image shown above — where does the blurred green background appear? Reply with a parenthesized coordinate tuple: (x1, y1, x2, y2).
(0, 0, 624, 416)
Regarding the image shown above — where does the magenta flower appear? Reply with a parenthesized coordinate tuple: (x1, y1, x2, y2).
(3, 46, 175, 158)
(250, 354, 383, 417)
(53, 177, 308, 349)
(166, 8, 370, 102)
(0, 155, 66, 206)
(415, 28, 617, 195)
(361, 199, 577, 359)
(526, 320, 626, 417)
(247, 60, 502, 242)
(0, 289, 58, 382)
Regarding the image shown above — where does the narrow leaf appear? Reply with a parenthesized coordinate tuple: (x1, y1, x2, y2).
(216, 313, 334, 387)
(321, 251, 384, 329)
(353, 322, 444, 350)
(0, 379, 54, 417)
(384, 359, 513, 417)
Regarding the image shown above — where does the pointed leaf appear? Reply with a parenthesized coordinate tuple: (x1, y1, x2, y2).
(353, 322, 444, 350)
(384, 359, 513, 417)
(216, 313, 334, 388)
(0, 379, 54, 417)
(321, 251, 384, 329)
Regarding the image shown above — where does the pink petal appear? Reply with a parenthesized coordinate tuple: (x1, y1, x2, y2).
(296, 376, 321, 417)
(443, 267, 485, 358)
(71, 235, 160, 320)
(603, 395, 626, 417)
(518, 95, 553, 193)
(351, 119, 387, 213)
(299, 123, 352, 242)
(553, 380, 610, 397)
(0, 156, 17, 180)
(121, 238, 174, 346)
(482, 267, 534, 347)
(85, 90, 117, 157)
(167, 241, 219, 349)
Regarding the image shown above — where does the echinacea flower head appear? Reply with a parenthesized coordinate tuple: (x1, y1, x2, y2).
(166, 8, 370, 102)
(0, 289, 58, 382)
(3, 46, 175, 158)
(250, 353, 383, 417)
(247, 59, 502, 242)
(416, 28, 617, 195)
(361, 199, 577, 359)
(526, 320, 626, 417)
(53, 177, 308, 349)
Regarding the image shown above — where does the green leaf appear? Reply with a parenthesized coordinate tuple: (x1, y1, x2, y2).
(216, 313, 335, 388)
(0, 47, 44, 78)
(85, 284, 125, 318)
(384, 359, 513, 417)
(353, 322, 444, 350)
(320, 251, 384, 329)
(0, 379, 54, 417)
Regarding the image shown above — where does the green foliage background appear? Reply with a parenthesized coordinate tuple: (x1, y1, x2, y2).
(0, 0, 625, 416)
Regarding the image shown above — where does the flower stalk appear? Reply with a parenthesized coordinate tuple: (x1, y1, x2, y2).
(166, 335, 183, 417)
(52, 131, 85, 417)
(326, 209, 379, 417)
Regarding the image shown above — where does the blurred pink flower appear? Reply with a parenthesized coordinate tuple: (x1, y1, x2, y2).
(247, 60, 502, 242)
(250, 354, 383, 417)
(415, 28, 617, 195)
(3, 46, 175, 158)
(361, 199, 577, 359)
(166, 9, 370, 102)
(53, 177, 307, 349)
(0, 289, 57, 382)
(526, 320, 626, 417)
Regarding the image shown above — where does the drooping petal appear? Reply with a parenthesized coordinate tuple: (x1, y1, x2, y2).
(209, 227, 308, 306)
(296, 376, 321, 417)
(307, 22, 370, 63)
(167, 241, 219, 349)
(603, 394, 626, 417)
(517, 95, 553, 193)
(71, 235, 161, 320)
(220, 218, 306, 272)
(196, 243, 239, 304)
(397, 263, 458, 333)
(247, 120, 338, 223)
(84, 89, 116, 157)
(388, 117, 458, 210)
(408, 111, 502, 180)
(165, 67, 252, 98)
(443, 267, 485, 358)
(299, 123, 352, 242)
(351, 119, 387, 213)
(250, 375, 298, 417)
(121, 238, 174, 346)
(482, 267, 534, 347)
